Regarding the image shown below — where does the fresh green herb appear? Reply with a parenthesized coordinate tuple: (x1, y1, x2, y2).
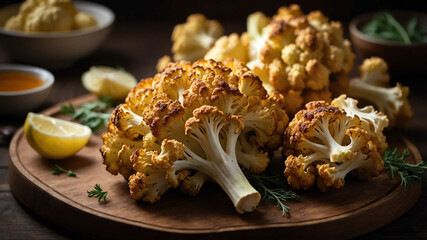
(245, 172, 299, 217)
(87, 184, 108, 203)
(383, 148, 427, 187)
(61, 96, 113, 132)
(361, 12, 427, 43)
(51, 164, 76, 177)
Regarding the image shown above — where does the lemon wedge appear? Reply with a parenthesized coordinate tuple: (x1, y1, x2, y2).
(24, 112, 91, 159)
(82, 66, 137, 100)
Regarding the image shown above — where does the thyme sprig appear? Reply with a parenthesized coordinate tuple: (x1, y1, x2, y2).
(87, 184, 108, 203)
(383, 148, 427, 187)
(245, 172, 299, 217)
(61, 96, 113, 132)
(51, 164, 76, 177)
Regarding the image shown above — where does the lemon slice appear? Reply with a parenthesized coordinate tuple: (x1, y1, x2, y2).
(82, 66, 137, 100)
(24, 112, 91, 159)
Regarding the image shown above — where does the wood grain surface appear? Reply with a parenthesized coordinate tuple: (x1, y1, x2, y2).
(6, 94, 423, 239)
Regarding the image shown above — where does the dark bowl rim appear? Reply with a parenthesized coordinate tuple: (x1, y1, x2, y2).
(350, 10, 427, 47)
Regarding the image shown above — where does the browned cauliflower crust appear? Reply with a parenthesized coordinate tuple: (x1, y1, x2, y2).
(101, 59, 288, 213)
(248, 5, 354, 115)
(283, 100, 383, 191)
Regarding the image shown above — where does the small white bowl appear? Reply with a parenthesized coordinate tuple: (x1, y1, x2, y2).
(0, 1, 115, 69)
(0, 64, 54, 116)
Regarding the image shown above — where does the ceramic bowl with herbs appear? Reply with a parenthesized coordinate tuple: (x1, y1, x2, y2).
(350, 11, 427, 71)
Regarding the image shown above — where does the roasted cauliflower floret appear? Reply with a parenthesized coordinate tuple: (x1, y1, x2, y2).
(128, 148, 186, 203)
(348, 58, 413, 128)
(242, 5, 355, 116)
(359, 57, 390, 86)
(331, 95, 389, 154)
(171, 14, 224, 62)
(284, 101, 384, 191)
(101, 59, 288, 213)
(160, 5, 354, 117)
(205, 33, 249, 62)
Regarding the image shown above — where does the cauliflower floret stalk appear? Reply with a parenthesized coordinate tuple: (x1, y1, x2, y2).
(331, 95, 389, 154)
(317, 140, 383, 191)
(156, 106, 261, 214)
(171, 14, 224, 62)
(284, 101, 383, 191)
(348, 80, 412, 128)
(348, 57, 413, 128)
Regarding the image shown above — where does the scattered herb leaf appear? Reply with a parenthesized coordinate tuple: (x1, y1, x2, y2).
(245, 172, 299, 217)
(87, 184, 108, 203)
(361, 12, 427, 43)
(383, 148, 427, 187)
(51, 164, 76, 177)
(61, 96, 113, 132)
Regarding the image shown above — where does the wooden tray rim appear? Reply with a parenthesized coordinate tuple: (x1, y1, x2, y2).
(8, 94, 423, 235)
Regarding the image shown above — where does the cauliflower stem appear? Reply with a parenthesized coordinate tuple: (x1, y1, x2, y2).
(172, 106, 261, 213)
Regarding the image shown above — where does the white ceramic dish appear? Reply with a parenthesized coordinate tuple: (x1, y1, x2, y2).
(0, 1, 115, 69)
(0, 64, 54, 116)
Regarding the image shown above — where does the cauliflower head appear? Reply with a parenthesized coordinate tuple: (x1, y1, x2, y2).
(284, 100, 383, 191)
(171, 14, 224, 62)
(4, 0, 97, 32)
(101, 59, 288, 214)
(161, 5, 354, 116)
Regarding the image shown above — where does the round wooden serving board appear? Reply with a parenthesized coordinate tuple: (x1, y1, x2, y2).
(9, 94, 423, 239)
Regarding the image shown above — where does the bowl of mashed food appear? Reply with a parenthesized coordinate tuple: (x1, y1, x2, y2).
(0, 0, 115, 69)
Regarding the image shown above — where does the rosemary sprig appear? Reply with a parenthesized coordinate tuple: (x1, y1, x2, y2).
(87, 184, 108, 203)
(383, 148, 427, 187)
(245, 172, 299, 217)
(61, 96, 113, 132)
(51, 164, 76, 177)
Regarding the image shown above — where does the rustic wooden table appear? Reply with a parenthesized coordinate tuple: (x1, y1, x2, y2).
(0, 21, 426, 239)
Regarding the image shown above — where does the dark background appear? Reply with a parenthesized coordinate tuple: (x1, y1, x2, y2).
(1, 0, 427, 23)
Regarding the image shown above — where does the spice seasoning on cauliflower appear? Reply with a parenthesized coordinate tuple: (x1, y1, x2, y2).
(4, 0, 97, 33)
(159, 5, 355, 117)
(283, 100, 384, 191)
(101, 59, 289, 213)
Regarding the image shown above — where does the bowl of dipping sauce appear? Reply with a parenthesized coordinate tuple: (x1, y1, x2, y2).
(0, 64, 54, 116)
